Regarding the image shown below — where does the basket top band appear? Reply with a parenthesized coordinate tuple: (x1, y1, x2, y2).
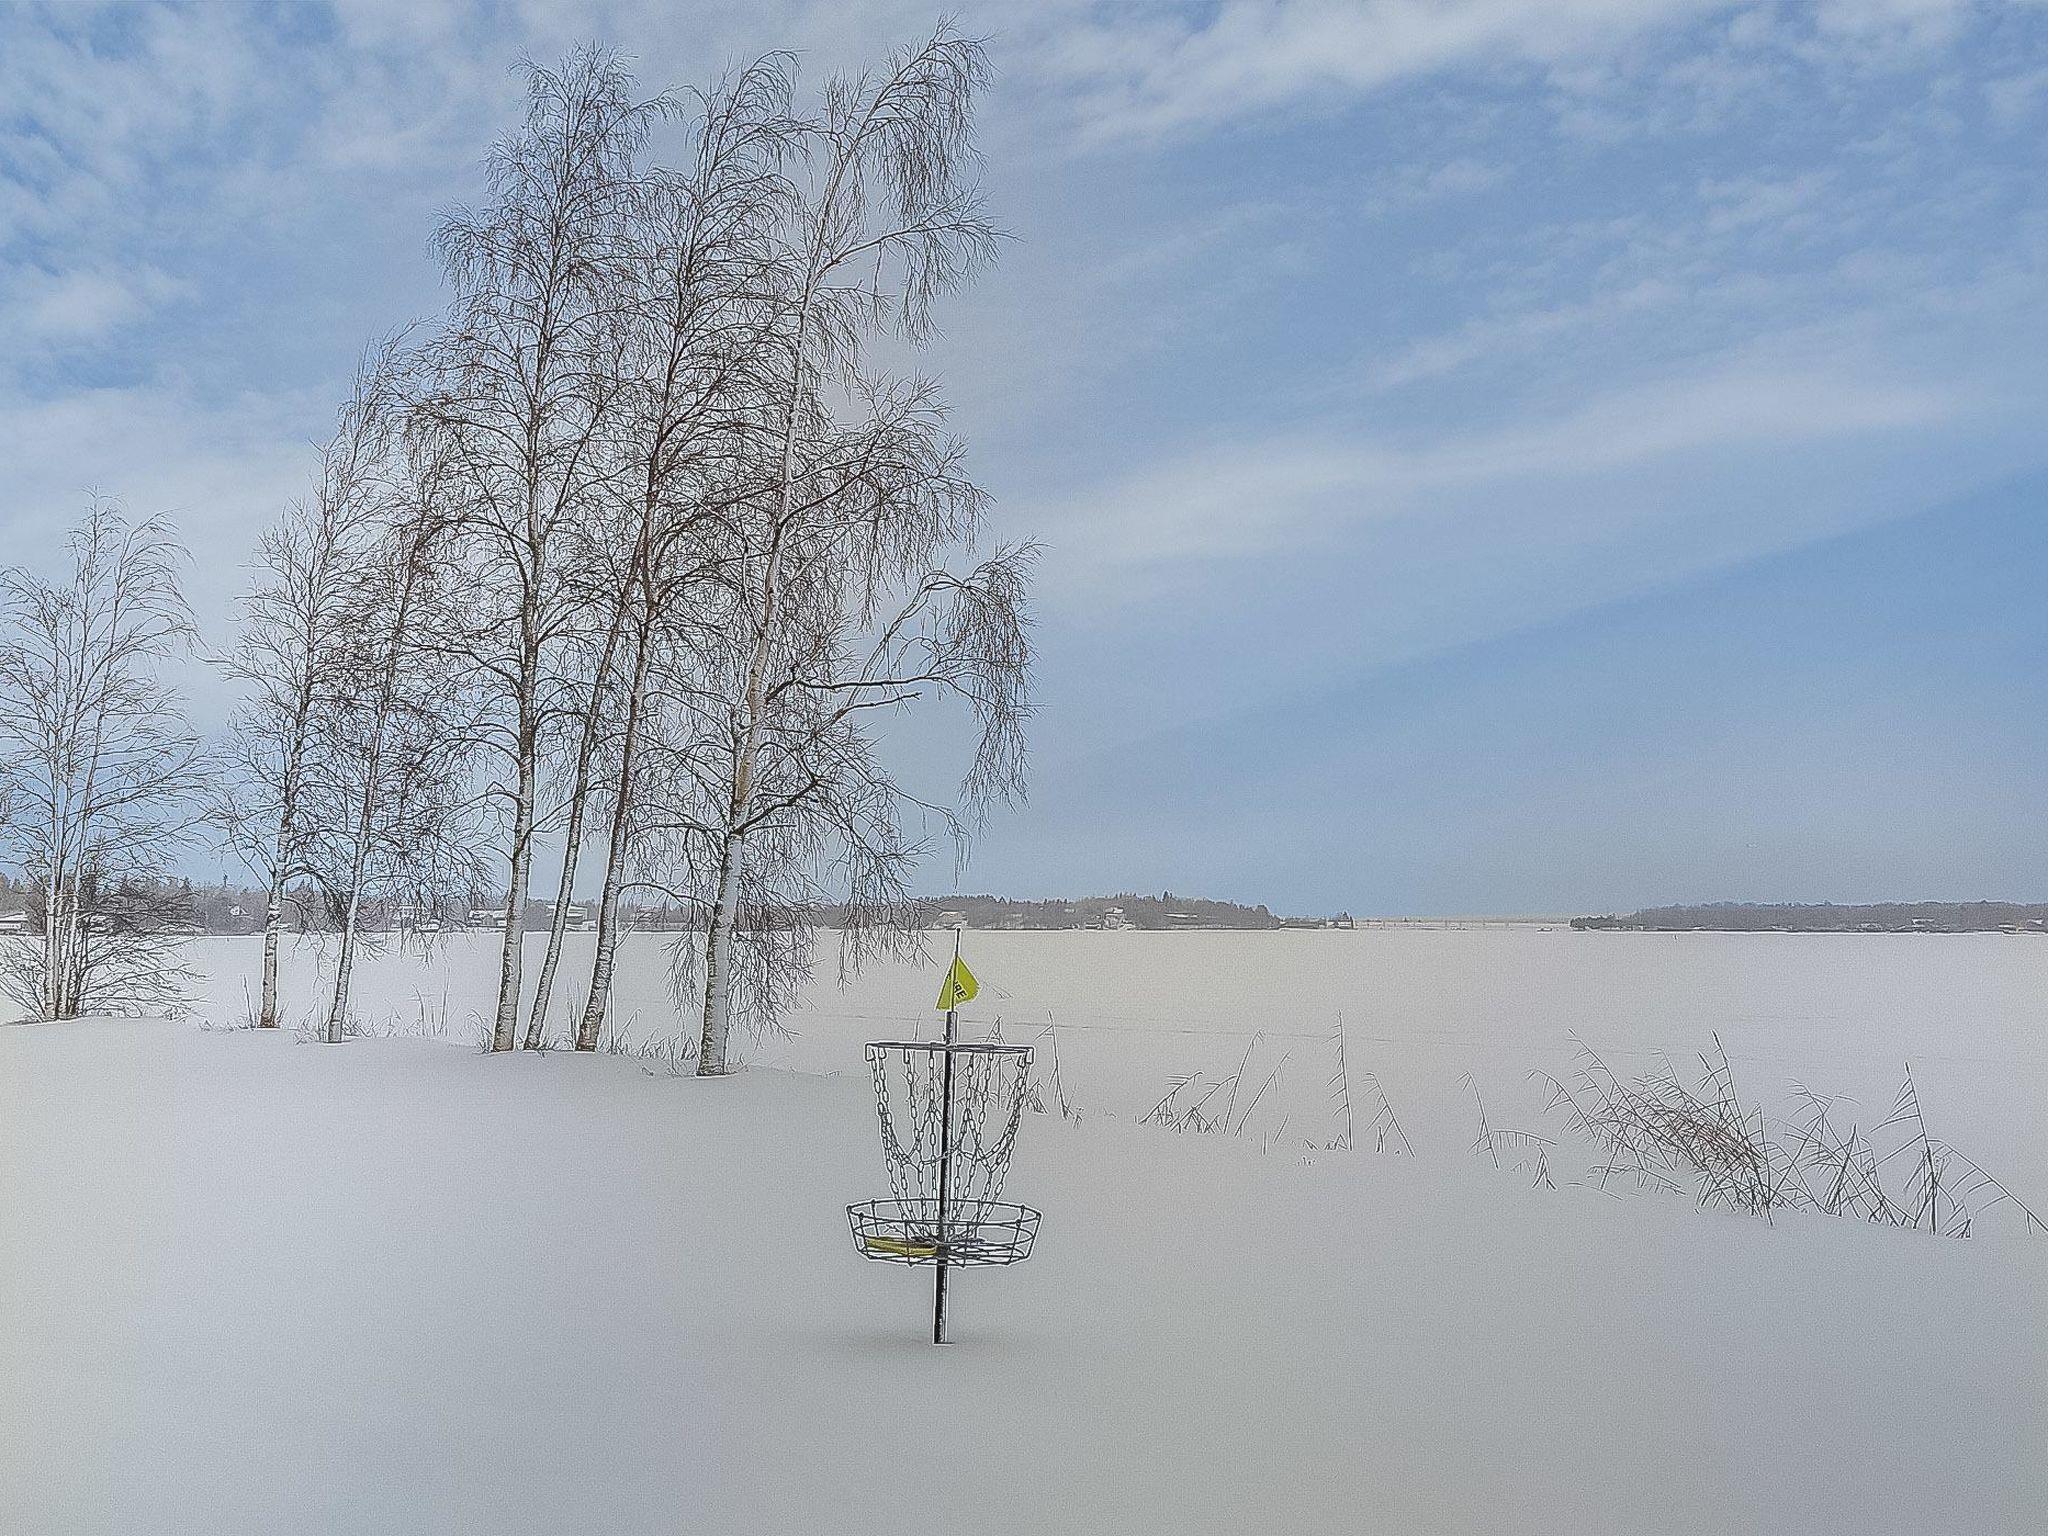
(864, 1040, 1033, 1059)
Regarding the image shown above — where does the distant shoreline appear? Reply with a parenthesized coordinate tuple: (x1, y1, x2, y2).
(1572, 902, 2048, 934)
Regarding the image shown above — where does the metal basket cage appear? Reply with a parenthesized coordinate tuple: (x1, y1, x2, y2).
(863, 1039, 1035, 1210)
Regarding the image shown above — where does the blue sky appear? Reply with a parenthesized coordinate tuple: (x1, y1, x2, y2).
(2, 0, 2045, 912)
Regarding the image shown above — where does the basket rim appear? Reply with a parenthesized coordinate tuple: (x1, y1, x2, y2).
(848, 1195, 1040, 1220)
(864, 1039, 1033, 1059)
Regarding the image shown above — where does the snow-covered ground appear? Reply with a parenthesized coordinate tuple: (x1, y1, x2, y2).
(3, 1011, 2045, 1533)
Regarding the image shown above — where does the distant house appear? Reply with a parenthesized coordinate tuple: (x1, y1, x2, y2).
(0, 910, 32, 935)
(392, 903, 445, 933)
(931, 909, 968, 930)
(468, 908, 507, 929)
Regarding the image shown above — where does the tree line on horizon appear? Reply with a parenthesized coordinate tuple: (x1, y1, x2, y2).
(0, 27, 1032, 1069)
(1573, 902, 2048, 933)
(0, 874, 1328, 942)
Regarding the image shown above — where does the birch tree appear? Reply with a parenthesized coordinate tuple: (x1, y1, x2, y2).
(691, 30, 1028, 1074)
(215, 360, 393, 1029)
(0, 500, 205, 1020)
(313, 433, 483, 1043)
(566, 57, 796, 1051)
(417, 48, 653, 1051)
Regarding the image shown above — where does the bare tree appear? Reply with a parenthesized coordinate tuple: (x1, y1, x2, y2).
(690, 29, 1028, 1074)
(566, 56, 797, 1051)
(415, 49, 655, 1051)
(313, 433, 484, 1043)
(214, 357, 394, 1029)
(0, 499, 205, 1020)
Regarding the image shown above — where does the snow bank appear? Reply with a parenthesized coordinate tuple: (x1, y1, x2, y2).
(2, 1020, 2042, 1533)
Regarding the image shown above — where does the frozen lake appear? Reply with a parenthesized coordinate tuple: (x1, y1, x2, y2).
(8, 1017, 2041, 1533)
(7, 932, 2045, 1531)
(167, 926, 2048, 1195)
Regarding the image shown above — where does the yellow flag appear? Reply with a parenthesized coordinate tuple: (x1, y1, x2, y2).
(936, 954, 979, 1011)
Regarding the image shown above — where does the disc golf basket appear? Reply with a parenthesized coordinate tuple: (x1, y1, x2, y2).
(848, 1036, 1040, 1343)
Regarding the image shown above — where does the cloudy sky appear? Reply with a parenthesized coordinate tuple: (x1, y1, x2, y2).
(3, 0, 2046, 913)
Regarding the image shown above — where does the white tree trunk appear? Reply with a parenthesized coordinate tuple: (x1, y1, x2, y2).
(327, 882, 364, 1044)
(525, 608, 625, 1049)
(58, 875, 84, 1018)
(696, 827, 743, 1073)
(492, 703, 539, 1052)
(324, 754, 383, 1044)
(577, 617, 652, 1051)
(523, 816, 582, 1050)
(39, 868, 59, 1021)
(259, 877, 284, 1029)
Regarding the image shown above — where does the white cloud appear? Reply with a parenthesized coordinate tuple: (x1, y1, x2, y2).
(1028, 0, 2015, 149)
(1036, 353, 1956, 570)
(1985, 63, 2048, 124)
(1355, 137, 2000, 398)
(1370, 279, 1682, 389)
(1041, 0, 1734, 142)
(1813, 0, 1971, 52)
(1, 265, 191, 342)
(1415, 157, 1507, 198)
(1697, 170, 1833, 235)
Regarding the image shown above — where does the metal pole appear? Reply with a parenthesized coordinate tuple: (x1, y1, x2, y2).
(933, 931, 961, 1344)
